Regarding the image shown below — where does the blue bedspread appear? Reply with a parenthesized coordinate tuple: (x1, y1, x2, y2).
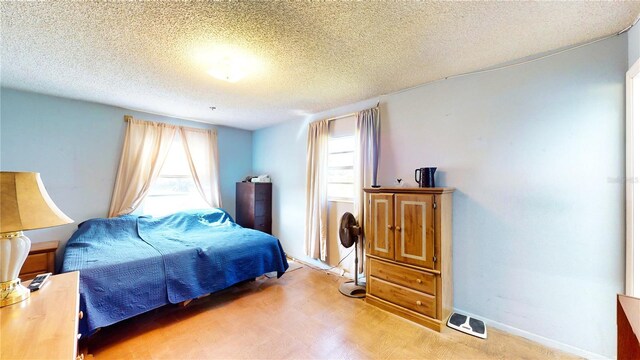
(62, 209, 288, 335)
(137, 209, 288, 303)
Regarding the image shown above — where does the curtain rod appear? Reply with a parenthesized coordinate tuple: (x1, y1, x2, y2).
(326, 102, 380, 122)
(327, 112, 357, 122)
(122, 115, 216, 133)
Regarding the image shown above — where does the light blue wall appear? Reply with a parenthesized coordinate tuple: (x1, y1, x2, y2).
(216, 125, 253, 215)
(629, 23, 640, 67)
(0, 88, 252, 259)
(253, 35, 627, 357)
(253, 119, 308, 259)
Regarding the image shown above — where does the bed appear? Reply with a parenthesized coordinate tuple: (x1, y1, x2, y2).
(61, 208, 288, 335)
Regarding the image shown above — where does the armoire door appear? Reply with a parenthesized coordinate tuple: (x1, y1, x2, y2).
(394, 194, 436, 269)
(367, 193, 395, 260)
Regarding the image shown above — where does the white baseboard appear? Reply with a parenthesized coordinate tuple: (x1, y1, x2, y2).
(453, 308, 611, 360)
(286, 255, 352, 278)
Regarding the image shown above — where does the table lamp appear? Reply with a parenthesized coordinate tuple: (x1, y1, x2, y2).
(0, 172, 73, 307)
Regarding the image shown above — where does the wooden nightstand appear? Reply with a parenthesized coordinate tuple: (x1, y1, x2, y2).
(20, 240, 59, 281)
(0, 271, 81, 359)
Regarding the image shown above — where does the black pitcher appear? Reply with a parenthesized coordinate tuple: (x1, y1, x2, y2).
(415, 167, 437, 188)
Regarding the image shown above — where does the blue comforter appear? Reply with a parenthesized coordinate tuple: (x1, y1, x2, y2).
(62, 209, 288, 335)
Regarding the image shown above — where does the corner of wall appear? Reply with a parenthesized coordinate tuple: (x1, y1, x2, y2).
(629, 23, 640, 68)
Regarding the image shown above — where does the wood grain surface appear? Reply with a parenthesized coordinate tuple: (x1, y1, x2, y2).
(84, 264, 577, 360)
(618, 294, 640, 360)
(1, 271, 79, 359)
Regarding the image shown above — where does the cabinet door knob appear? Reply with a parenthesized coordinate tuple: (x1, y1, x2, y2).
(416, 279, 422, 284)
(416, 300, 422, 306)
(395, 227, 401, 232)
(387, 225, 393, 229)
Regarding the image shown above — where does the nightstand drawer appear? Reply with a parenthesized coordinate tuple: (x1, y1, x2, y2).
(19, 240, 58, 280)
(21, 253, 49, 274)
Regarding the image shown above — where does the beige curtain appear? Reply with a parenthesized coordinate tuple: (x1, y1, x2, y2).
(354, 106, 381, 273)
(179, 127, 222, 208)
(305, 119, 329, 261)
(108, 118, 178, 217)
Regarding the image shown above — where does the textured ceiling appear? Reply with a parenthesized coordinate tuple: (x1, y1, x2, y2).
(1, 2, 639, 130)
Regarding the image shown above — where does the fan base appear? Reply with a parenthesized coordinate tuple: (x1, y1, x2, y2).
(339, 281, 366, 298)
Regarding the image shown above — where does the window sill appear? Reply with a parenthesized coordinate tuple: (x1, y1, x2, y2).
(329, 198, 354, 204)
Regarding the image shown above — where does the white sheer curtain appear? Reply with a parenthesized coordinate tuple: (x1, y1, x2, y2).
(305, 119, 329, 260)
(180, 127, 222, 208)
(108, 118, 178, 217)
(354, 106, 381, 272)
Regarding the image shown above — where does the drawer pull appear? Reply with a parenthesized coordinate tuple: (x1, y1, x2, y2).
(416, 300, 422, 306)
(416, 279, 422, 284)
(78, 311, 84, 320)
(387, 225, 393, 229)
(395, 227, 401, 232)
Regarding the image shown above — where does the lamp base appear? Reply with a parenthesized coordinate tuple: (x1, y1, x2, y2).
(1, 278, 30, 307)
(0, 231, 31, 307)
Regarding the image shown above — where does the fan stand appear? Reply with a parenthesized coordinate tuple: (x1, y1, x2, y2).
(339, 241, 366, 298)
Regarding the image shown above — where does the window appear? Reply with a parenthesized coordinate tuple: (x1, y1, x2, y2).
(139, 135, 210, 217)
(327, 134, 356, 201)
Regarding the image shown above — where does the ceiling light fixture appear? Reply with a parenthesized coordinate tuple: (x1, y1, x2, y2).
(193, 45, 261, 84)
(207, 55, 249, 83)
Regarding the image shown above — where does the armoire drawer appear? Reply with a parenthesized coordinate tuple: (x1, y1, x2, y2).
(369, 277, 436, 318)
(369, 258, 436, 295)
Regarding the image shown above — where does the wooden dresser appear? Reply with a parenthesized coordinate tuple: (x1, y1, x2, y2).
(236, 182, 272, 234)
(364, 187, 454, 332)
(1, 271, 81, 359)
(618, 294, 640, 359)
(19, 240, 59, 281)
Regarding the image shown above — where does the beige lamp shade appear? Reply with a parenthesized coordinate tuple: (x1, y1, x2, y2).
(1, 172, 73, 233)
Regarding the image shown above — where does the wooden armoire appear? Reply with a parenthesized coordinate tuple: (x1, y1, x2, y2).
(235, 182, 272, 234)
(364, 187, 454, 332)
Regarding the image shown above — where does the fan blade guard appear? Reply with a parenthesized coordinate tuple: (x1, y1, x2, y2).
(339, 212, 357, 248)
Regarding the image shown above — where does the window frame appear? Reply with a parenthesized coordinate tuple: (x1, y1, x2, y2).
(138, 135, 211, 216)
(327, 134, 356, 203)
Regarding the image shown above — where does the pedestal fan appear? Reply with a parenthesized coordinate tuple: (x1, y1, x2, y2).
(338, 212, 366, 298)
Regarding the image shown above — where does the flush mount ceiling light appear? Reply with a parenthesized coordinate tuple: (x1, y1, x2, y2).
(194, 45, 260, 84)
(207, 56, 248, 83)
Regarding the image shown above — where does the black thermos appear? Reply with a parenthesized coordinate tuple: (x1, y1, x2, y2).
(415, 167, 437, 188)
